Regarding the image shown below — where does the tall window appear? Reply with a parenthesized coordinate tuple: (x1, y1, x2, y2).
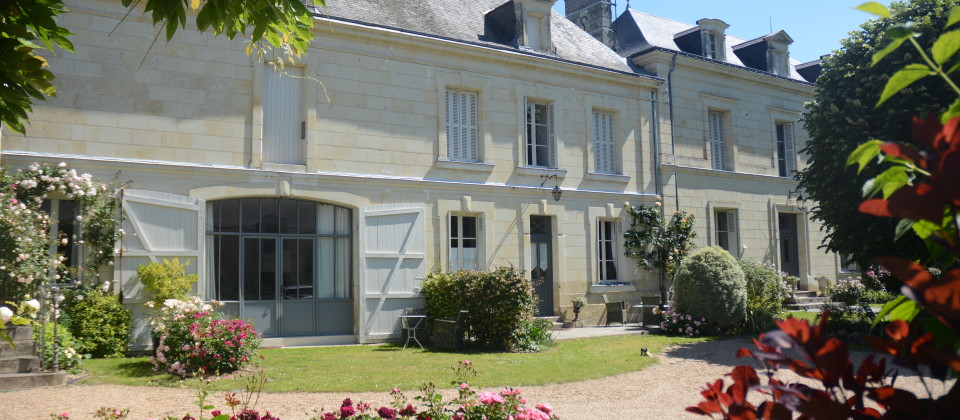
(703, 32, 720, 59)
(769, 50, 788, 76)
(40, 199, 82, 281)
(446, 90, 478, 162)
(526, 100, 556, 168)
(262, 65, 304, 165)
(210, 198, 352, 302)
(593, 111, 617, 174)
(708, 110, 727, 170)
(715, 210, 738, 253)
(776, 122, 796, 178)
(449, 215, 479, 270)
(598, 220, 619, 282)
(525, 13, 543, 50)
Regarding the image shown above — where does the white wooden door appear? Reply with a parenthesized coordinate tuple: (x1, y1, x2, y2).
(114, 189, 205, 348)
(358, 204, 425, 343)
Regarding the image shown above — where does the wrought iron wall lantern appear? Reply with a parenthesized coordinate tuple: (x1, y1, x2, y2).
(540, 174, 562, 202)
(788, 190, 807, 210)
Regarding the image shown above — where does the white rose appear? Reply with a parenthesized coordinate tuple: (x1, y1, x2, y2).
(0, 306, 13, 323)
(25, 299, 40, 311)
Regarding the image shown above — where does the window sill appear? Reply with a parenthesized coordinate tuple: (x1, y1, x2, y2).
(584, 172, 629, 183)
(516, 166, 568, 177)
(262, 163, 307, 173)
(436, 159, 495, 172)
(589, 283, 636, 293)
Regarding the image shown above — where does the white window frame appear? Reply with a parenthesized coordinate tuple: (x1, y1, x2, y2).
(449, 214, 480, 271)
(714, 209, 739, 254)
(840, 254, 859, 273)
(525, 99, 556, 168)
(597, 219, 620, 283)
(776, 122, 796, 178)
(445, 89, 479, 163)
(702, 31, 724, 60)
(592, 110, 618, 174)
(768, 49, 789, 76)
(708, 110, 728, 171)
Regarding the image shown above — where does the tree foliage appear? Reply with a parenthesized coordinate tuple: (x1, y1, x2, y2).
(1, 0, 323, 134)
(798, 0, 959, 268)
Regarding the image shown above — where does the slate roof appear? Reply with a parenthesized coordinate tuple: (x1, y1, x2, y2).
(613, 9, 808, 82)
(312, 0, 643, 76)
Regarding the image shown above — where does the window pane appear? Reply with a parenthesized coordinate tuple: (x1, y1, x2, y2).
(450, 216, 459, 237)
(298, 201, 316, 234)
(279, 199, 299, 234)
(463, 216, 476, 238)
(218, 236, 240, 301)
(335, 237, 350, 299)
(261, 198, 280, 233)
(244, 238, 260, 300)
(463, 239, 477, 248)
(282, 239, 298, 300)
(219, 200, 241, 232)
(319, 204, 335, 235)
(241, 199, 260, 233)
(260, 238, 277, 300)
(317, 237, 335, 298)
(299, 239, 314, 298)
(335, 207, 350, 235)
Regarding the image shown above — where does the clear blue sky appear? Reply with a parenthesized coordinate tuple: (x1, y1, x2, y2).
(553, 0, 875, 63)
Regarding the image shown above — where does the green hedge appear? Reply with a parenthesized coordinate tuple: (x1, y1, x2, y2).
(421, 266, 542, 352)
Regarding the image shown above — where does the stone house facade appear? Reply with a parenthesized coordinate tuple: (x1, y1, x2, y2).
(1, 0, 841, 349)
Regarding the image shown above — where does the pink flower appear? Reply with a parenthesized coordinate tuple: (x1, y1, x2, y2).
(516, 408, 550, 420)
(536, 403, 553, 415)
(391, 387, 400, 394)
(479, 392, 504, 405)
(459, 382, 469, 389)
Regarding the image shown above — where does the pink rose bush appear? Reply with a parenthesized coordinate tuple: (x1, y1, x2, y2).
(150, 298, 261, 376)
(654, 305, 706, 337)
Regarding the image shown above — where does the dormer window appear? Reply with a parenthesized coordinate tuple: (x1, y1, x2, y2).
(696, 18, 729, 61)
(768, 48, 789, 76)
(525, 12, 544, 50)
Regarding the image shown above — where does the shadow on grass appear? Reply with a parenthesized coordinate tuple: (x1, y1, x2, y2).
(371, 342, 493, 355)
(111, 360, 165, 378)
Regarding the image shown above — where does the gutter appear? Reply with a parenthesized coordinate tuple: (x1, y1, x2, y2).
(667, 53, 679, 211)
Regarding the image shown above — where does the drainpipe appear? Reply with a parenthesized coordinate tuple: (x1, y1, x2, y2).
(650, 89, 667, 306)
(667, 53, 679, 211)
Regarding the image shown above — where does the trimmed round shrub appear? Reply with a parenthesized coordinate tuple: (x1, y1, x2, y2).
(462, 266, 537, 351)
(421, 270, 462, 321)
(674, 246, 746, 331)
(62, 287, 131, 358)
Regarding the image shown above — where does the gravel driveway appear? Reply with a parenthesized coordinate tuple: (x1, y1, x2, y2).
(1, 338, 953, 419)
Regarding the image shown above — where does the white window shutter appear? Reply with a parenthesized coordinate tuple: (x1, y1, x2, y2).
(784, 123, 796, 176)
(709, 111, 725, 170)
(263, 65, 303, 165)
(727, 211, 738, 254)
(547, 102, 557, 168)
(594, 112, 616, 174)
(468, 92, 478, 162)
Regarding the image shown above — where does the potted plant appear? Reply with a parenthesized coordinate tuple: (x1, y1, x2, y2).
(571, 297, 587, 326)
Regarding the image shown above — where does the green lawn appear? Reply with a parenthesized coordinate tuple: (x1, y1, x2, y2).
(80, 334, 707, 392)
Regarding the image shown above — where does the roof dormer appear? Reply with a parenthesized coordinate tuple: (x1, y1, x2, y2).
(733, 30, 794, 76)
(673, 18, 729, 60)
(516, 0, 558, 52)
(483, 0, 558, 53)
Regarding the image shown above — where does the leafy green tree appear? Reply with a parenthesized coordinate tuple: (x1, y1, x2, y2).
(1, 0, 323, 134)
(623, 202, 696, 303)
(798, 0, 959, 268)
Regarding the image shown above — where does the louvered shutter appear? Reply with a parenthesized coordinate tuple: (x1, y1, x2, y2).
(467, 92, 478, 162)
(727, 211, 739, 253)
(446, 91, 459, 161)
(784, 123, 796, 176)
(594, 111, 616, 174)
(709, 111, 725, 170)
(547, 102, 557, 168)
(263, 65, 303, 165)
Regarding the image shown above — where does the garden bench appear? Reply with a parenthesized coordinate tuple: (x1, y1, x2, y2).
(603, 294, 627, 326)
(432, 310, 468, 350)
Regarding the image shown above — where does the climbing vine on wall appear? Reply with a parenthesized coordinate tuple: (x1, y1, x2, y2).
(623, 200, 696, 287)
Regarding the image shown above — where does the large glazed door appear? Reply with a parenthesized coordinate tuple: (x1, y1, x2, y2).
(530, 215, 554, 316)
(115, 189, 205, 349)
(778, 213, 800, 277)
(359, 204, 425, 343)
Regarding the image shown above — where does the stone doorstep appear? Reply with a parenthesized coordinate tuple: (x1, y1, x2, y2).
(0, 371, 66, 391)
(0, 341, 36, 357)
(1, 325, 34, 341)
(0, 356, 40, 374)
